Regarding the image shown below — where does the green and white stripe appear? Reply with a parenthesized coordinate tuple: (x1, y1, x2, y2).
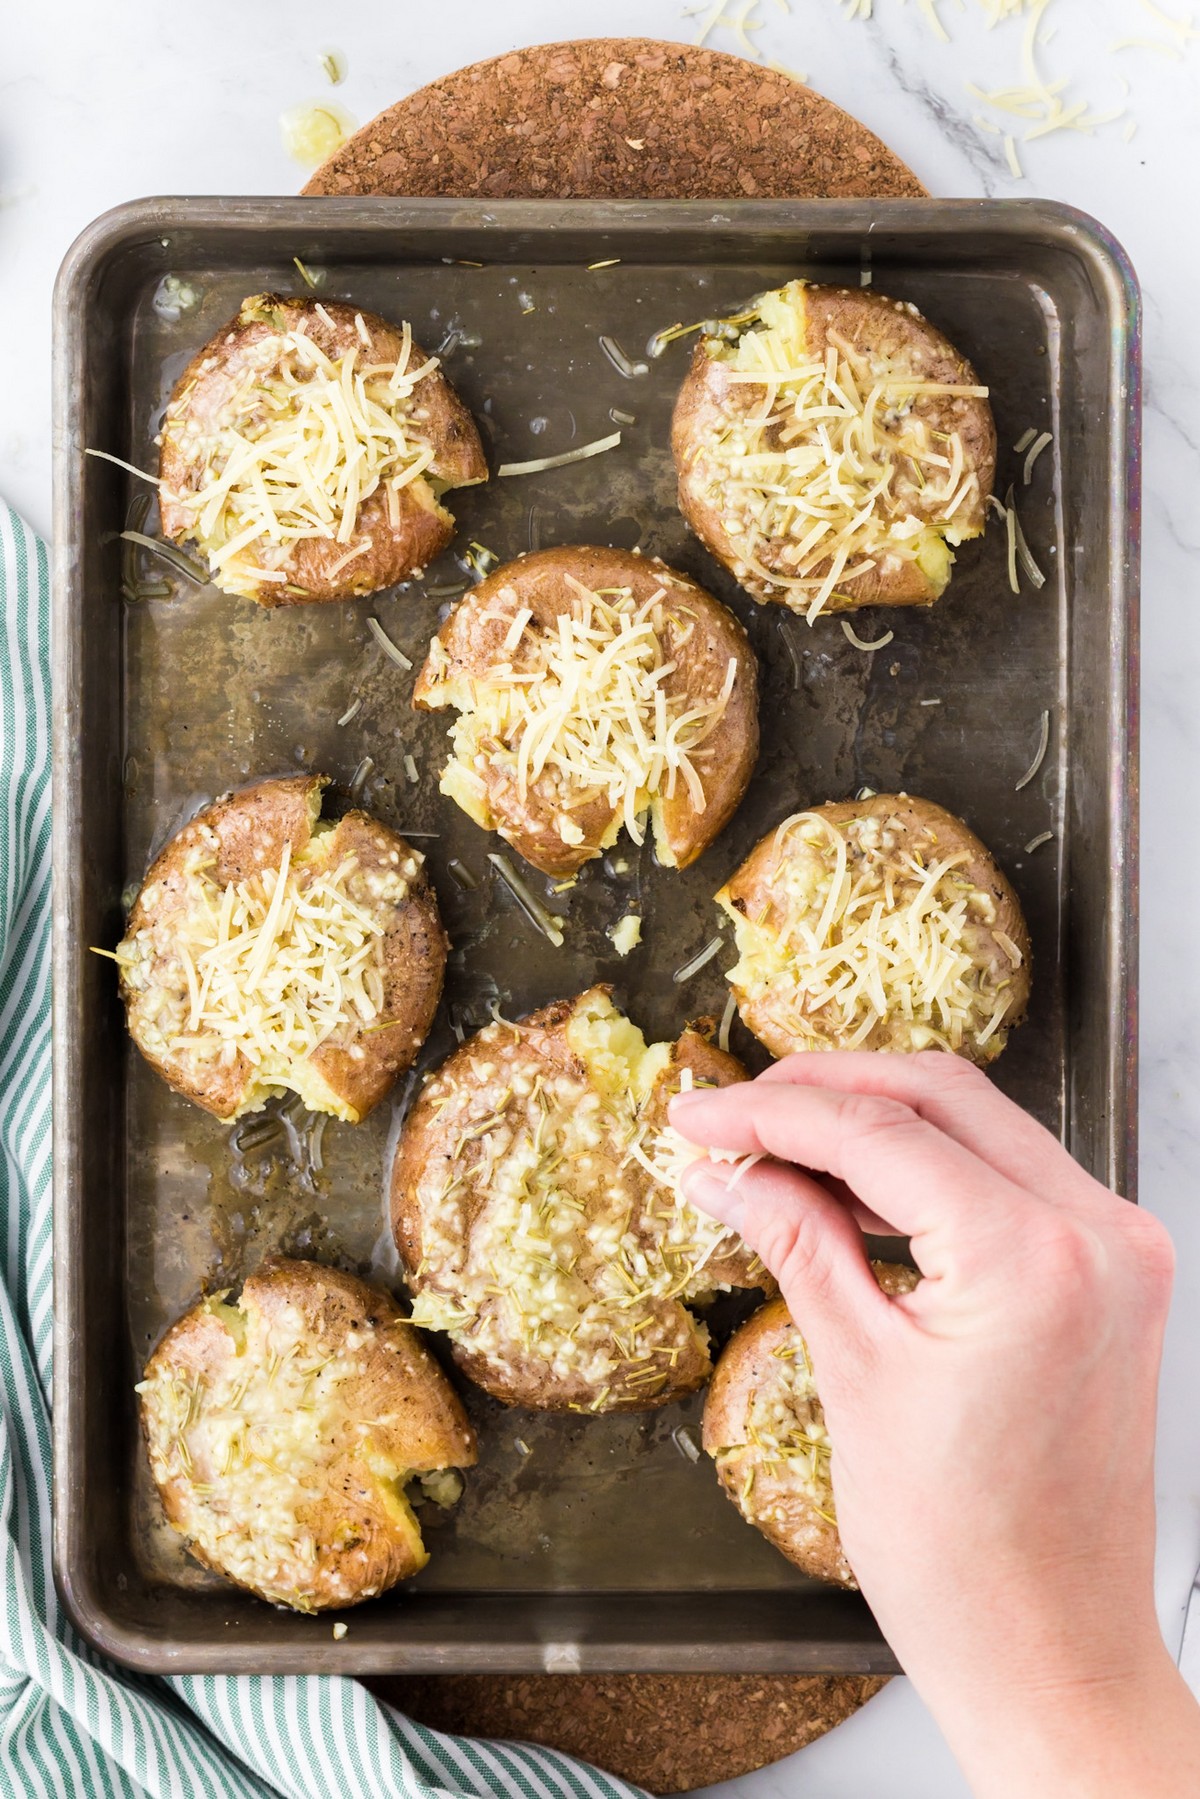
(0, 501, 645, 1799)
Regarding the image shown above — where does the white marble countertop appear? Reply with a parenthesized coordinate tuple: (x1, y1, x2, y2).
(5, 2, 1199, 1794)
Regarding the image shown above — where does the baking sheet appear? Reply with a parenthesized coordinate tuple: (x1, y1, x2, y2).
(52, 198, 1139, 1673)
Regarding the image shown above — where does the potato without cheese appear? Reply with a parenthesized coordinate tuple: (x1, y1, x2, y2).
(138, 1259, 476, 1611)
(703, 1267, 919, 1586)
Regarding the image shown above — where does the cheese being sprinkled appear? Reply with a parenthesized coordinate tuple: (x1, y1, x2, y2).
(404, 992, 764, 1407)
(161, 308, 442, 599)
(719, 806, 1024, 1057)
(683, 281, 989, 621)
(429, 577, 738, 854)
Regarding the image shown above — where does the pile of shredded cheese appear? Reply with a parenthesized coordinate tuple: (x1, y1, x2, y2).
(118, 826, 412, 1112)
(693, 284, 987, 621)
(405, 999, 764, 1407)
(432, 576, 738, 847)
(162, 309, 441, 598)
(722, 808, 1022, 1055)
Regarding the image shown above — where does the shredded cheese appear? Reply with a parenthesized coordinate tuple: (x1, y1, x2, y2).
(720, 807, 1023, 1057)
(496, 432, 621, 477)
(117, 823, 415, 1119)
(430, 577, 738, 855)
(161, 305, 442, 599)
(841, 619, 895, 652)
(684, 282, 988, 622)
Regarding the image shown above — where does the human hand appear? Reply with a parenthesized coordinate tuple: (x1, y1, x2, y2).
(670, 1052, 1199, 1799)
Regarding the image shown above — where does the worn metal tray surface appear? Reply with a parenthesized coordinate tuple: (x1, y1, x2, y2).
(52, 198, 1139, 1675)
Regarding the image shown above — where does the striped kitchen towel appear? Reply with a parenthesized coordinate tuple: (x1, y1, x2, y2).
(0, 500, 644, 1799)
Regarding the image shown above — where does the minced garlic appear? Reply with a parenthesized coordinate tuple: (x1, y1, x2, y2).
(740, 1337, 836, 1523)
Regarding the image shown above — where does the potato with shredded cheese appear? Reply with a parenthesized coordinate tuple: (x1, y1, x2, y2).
(114, 774, 447, 1122)
(703, 1268, 919, 1587)
(717, 794, 1031, 1061)
(413, 546, 759, 879)
(671, 280, 996, 619)
(138, 1259, 476, 1612)
(158, 294, 486, 604)
(391, 987, 772, 1412)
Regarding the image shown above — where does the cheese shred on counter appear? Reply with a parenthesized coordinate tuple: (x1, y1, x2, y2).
(699, 282, 987, 620)
(161, 319, 440, 595)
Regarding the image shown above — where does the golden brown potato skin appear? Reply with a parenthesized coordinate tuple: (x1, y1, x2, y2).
(672, 284, 996, 610)
(719, 793, 1031, 1063)
(703, 1265, 918, 1587)
(159, 294, 487, 605)
(392, 987, 770, 1412)
(119, 773, 447, 1122)
(140, 1259, 477, 1611)
(413, 545, 759, 879)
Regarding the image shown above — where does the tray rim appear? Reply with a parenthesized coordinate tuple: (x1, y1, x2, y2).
(51, 193, 1140, 1675)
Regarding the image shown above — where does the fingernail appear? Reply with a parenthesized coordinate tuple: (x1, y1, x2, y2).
(669, 1088, 705, 1116)
(683, 1165, 746, 1236)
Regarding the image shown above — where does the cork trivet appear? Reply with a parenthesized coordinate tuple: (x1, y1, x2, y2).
(371, 1673, 887, 1794)
(302, 37, 925, 201)
(320, 37, 907, 1788)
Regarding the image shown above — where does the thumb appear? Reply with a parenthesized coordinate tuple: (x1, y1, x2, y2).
(683, 1156, 891, 1375)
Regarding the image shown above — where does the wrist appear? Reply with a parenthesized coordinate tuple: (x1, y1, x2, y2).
(923, 1641, 1200, 1799)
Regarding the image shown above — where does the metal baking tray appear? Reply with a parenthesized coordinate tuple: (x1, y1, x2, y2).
(52, 197, 1139, 1675)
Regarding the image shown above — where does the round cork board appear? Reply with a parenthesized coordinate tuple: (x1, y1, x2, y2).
(371, 1673, 887, 1795)
(302, 37, 925, 201)
(316, 35, 908, 1791)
